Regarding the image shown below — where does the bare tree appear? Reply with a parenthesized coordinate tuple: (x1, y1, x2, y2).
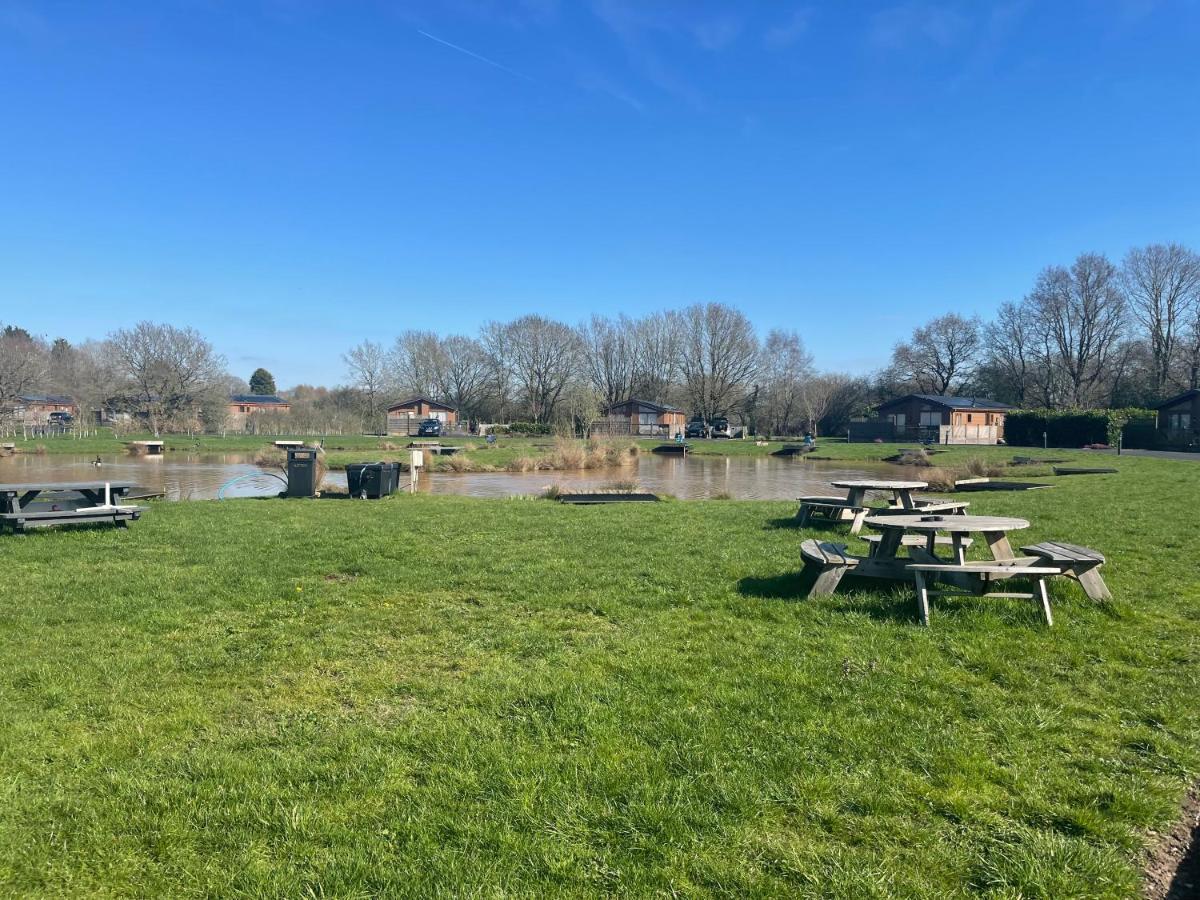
(676, 303, 759, 422)
(342, 339, 391, 431)
(0, 324, 47, 406)
(388, 331, 443, 397)
(799, 373, 856, 436)
(437, 335, 490, 422)
(1028, 253, 1127, 408)
(1183, 311, 1200, 390)
(631, 311, 680, 403)
(108, 322, 227, 434)
(479, 320, 516, 422)
(758, 329, 813, 435)
(1122, 243, 1200, 395)
(579, 314, 638, 407)
(889, 313, 982, 395)
(503, 315, 581, 423)
(982, 301, 1036, 405)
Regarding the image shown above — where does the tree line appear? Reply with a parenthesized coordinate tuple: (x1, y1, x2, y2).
(4, 241, 1196, 436)
(342, 305, 863, 435)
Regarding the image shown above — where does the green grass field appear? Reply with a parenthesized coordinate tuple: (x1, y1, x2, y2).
(0, 454, 1196, 896)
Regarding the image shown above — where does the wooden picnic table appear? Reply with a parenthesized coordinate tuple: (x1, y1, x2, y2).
(864, 513, 1030, 562)
(0, 481, 137, 514)
(798, 479, 967, 533)
(0, 482, 142, 532)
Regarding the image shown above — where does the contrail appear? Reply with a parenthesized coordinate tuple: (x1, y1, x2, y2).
(417, 29, 535, 82)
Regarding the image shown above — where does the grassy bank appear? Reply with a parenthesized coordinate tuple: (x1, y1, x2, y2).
(0, 454, 1197, 896)
(1, 431, 393, 457)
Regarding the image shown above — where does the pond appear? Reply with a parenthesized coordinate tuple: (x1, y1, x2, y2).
(0, 451, 906, 501)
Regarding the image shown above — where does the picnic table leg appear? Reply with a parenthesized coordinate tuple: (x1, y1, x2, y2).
(951, 533, 967, 565)
(796, 504, 811, 525)
(896, 489, 917, 510)
(849, 508, 868, 535)
(1035, 577, 1053, 626)
(983, 531, 1015, 560)
(877, 528, 902, 559)
(1074, 566, 1113, 602)
(913, 571, 931, 625)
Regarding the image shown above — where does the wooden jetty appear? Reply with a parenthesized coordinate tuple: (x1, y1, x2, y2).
(651, 443, 689, 455)
(1053, 466, 1118, 476)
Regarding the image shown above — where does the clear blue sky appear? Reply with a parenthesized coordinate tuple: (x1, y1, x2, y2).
(3, 1, 1199, 387)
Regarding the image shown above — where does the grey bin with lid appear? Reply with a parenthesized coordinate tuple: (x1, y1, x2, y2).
(346, 462, 399, 499)
(285, 447, 320, 497)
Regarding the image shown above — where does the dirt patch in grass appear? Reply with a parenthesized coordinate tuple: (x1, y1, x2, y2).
(1143, 787, 1200, 899)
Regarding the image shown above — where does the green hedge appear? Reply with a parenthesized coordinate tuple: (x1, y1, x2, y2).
(1004, 408, 1156, 447)
(506, 422, 554, 435)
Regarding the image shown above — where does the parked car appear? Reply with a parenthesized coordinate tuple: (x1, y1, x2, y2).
(417, 418, 444, 437)
(709, 416, 732, 438)
(685, 418, 707, 439)
(48, 411, 74, 426)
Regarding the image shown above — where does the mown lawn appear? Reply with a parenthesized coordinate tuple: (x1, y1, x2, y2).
(0, 454, 1197, 896)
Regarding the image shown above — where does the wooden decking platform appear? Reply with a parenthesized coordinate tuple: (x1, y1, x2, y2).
(1053, 466, 1118, 475)
(651, 443, 689, 454)
(557, 491, 660, 504)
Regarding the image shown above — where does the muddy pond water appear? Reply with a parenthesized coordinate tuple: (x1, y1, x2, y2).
(0, 451, 907, 501)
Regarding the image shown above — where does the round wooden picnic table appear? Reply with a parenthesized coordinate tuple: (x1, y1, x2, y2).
(864, 513, 1030, 562)
(830, 479, 929, 509)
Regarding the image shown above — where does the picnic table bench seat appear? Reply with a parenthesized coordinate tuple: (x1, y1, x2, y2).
(796, 499, 868, 533)
(1, 506, 143, 533)
(799, 539, 860, 595)
(906, 562, 1062, 626)
(1019, 541, 1111, 601)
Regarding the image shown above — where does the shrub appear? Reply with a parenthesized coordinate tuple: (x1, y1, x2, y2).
(507, 422, 554, 435)
(253, 447, 287, 468)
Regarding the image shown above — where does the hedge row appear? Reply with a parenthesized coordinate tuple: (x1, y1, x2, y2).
(1004, 408, 1156, 447)
(491, 422, 554, 436)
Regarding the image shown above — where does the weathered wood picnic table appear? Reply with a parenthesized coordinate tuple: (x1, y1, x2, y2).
(797, 479, 968, 533)
(0, 482, 142, 532)
(864, 513, 1060, 624)
(866, 512, 1029, 563)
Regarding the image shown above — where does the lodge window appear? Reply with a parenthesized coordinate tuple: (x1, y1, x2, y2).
(1169, 412, 1192, 430)
(887, 413, 906, 428)
(919, 411, 940, 427)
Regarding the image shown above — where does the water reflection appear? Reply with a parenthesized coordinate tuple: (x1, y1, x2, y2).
(1, 451, 902, 501)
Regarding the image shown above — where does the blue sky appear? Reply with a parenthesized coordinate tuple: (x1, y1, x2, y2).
(2, 0, 1198, 387)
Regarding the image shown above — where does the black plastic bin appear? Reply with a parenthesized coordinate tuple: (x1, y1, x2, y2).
(346, 462, 399, 498)
(285, 448, 319, 497)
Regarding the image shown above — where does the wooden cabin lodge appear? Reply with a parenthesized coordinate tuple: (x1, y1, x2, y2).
(1153, 389, 1200, 446)
(387, 397, 458, 435)
(595, 399, 688, 437)
(852, 395, 1010, 445)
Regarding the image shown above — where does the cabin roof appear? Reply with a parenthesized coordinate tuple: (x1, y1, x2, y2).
(17, 393, 75, 405)
(229, 393, 289, 405)
(605, 398, 684, 414)
(1152, 388, 1200, 409)
(879, 394, 1011, 411)
(387, 396, 457, 412)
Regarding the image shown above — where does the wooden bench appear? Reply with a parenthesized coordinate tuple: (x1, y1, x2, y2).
(796, 497, 867, 533)
(863, 533, 973, 561)
(799, 539, 860, 595)
(1019, 541, 1111, 601)
(907, 562, 1061, 626)
(1, 507, 143, 533)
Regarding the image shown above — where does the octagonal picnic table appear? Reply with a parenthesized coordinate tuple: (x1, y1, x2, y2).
(830, 479, 930, 510)
(865, 513, 1030, 563)
(862, 513, 1060, 625)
